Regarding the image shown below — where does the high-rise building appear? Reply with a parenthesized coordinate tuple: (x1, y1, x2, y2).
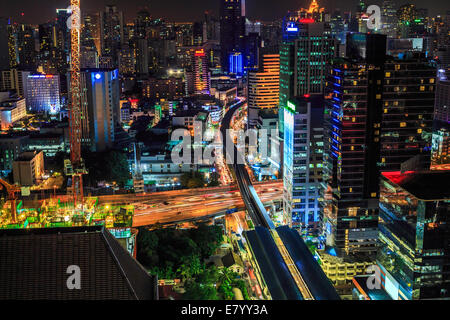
(434, 69, 450, 124)
(100, 6, 124, 67)
(283, 95, 324, 234)
(16, 24, 36, 70)
(220, 0, 245, 72)
(80, 69, 120, 152)
(133, 38, 149, 76)
(248, 53, 280, 126)
(0, 17, 9, 71)
(381, 53, 436, 172)
(381, 0, 398, 38)
(0, 69, 30, 97)
(376, 170, 450, 300)
(82, 13, 101, 54)
(322, 34, 387, 259)
(279, 21, 336, 137)
(192, 48, 210, 95)
(25, 74, 61, 114)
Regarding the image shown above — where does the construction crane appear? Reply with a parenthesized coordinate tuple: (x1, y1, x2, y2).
(65, 0, 87, 207)
(0, 178, 21, 223)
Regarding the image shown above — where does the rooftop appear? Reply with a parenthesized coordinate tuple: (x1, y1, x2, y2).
(382, 170, 450, 200)
(0, 226, 157, 300)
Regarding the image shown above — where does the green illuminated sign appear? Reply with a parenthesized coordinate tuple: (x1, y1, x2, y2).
(285, 101, 296, 113)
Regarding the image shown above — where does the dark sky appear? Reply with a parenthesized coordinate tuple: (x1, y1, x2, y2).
(2, 0, 449, 24)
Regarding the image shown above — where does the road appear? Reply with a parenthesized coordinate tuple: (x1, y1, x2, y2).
(131, 182, 282, 227)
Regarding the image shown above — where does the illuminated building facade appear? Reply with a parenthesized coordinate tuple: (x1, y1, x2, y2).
(0, 97, 27, 130)
(381, 0, 398, 38)
(434, 72, 450, 124)
(26, 74, 61, 114)
(322, 34, 387, 258)
(279, 21, 336, 137)
(193, 48, 210, 95)
(80, 69, 120, 152)
(377, 171, 450, 300)
(248, 53, 280, 126)
(381, 53, 436, 172)
(220, 0, 245, 72)
(283, 95, 324, 235)
(431, 128, 450, 165)
(142, 77, 184, 101)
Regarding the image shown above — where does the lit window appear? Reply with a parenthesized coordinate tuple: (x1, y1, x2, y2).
(386, 72, 391, 77)
(400, 122, 407, 127)
(371, 192, 377, 198)
(420, 86, 425, 91)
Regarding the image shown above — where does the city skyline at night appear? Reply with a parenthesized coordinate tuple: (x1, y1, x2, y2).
(0, 0, 449, 307)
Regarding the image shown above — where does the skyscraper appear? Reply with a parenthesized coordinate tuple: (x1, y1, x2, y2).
(16, 24, 36, 70)
(381, 53, 436, 172)
(193, 48, 210, 95)
(100, 6, 124, 67)
(220, 0, 245, 73)
(248, 53, 280, 126)
(322, 34, 387, 258)
(283, 95, 324, 234)
(377, 170, 450, 300)
(279, 21, 336, 137)
(381, 0, 398, 38)
(80, 69, 120, 152)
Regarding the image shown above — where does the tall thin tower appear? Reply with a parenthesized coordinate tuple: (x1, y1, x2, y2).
(67, 0, 87, 205)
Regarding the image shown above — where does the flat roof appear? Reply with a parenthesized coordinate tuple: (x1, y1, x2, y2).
(382, 170, 450, 200)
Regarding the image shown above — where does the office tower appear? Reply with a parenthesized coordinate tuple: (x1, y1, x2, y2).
(193, 22, 204, 46)
(330, 9, 348, 44)
(381, 53, 436, 172)
(0, 17, 9, 71)
(55, 9, 71, 63)
(0, 69, 30, 97)
(376, 170, 450, 300)
(220, 0, 245, 73)
(100, 6, 124, 66)
(133, 38, 149, 76)
(26, 74, 61, 114)
(83, 13, 101, 54)
(279, 21, 336, 137)
(283, 95, 324, 235)
(16, 24, 36, 70)
(397, 4, 419, 38)
(434, 69, 450, 124)
(323, 34, 387, 259)
(243, 32, 261, 72)
(80, 69, 120, 152)
(204, 11, 220, 42)
(81, 47, 99, 68)
(248, 53, 280, 126)
(118, 45, 136, 76)
(193, 48, 210, 95)
(381, 0, 398, 38)
(7, 24, 18, 69)
(142, 78, 184, 101)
